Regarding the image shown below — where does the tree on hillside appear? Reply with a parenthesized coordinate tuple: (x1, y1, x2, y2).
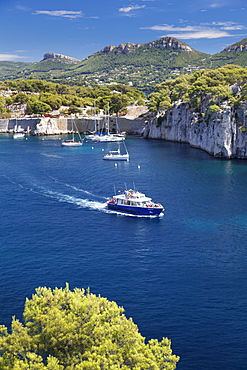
(39, 93, 62, 110)
(110, 93, 129, 114)
(0, 285, 179, 370)
(26, 100, 51, 115)
(13, 92, 30, 104)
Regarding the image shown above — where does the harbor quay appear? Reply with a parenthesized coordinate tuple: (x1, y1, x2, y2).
(0, 116, 146, 136)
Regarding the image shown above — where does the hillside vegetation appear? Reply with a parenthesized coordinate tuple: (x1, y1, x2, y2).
(1, 65, 247, 119)
(3, 37, 247, 90)
(0, 285, 179, 369)
(56, 45, 210, 89)
(0, 79, 145, 117)
(0, 61, 31, 80)
(148, 65, 247, 113)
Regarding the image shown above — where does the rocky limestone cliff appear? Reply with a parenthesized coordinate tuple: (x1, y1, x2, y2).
(149, 37, 193, 51)
(43, 53, 81, 63)
(100, 37, 192, 55)
(101, 42, 141, 54)
(143, 101, 247, 159)
(221, 39, 247, 53)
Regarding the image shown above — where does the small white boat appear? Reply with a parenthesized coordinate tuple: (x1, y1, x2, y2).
(103, 141, 129, 161)
(62, 120, 83, 147)
(103, 149, 129, 161)
(61, 140, 83, 147)
(95, 133, 125, 142)
(13, 120, 25, 138)
(13, 131, 25, 139)
(107, 188, 164, 216)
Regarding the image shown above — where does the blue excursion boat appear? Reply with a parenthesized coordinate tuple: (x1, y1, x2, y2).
(107, 189, 164, 216)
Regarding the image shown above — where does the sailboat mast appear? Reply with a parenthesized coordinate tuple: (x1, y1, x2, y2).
(107, 102, 110, 134)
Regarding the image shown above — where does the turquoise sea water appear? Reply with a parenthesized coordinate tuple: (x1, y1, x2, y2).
(0, 134, 247, 369)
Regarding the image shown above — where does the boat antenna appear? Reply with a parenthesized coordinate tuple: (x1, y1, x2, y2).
(124, 182, 127, 190)
(114, 184, 116, 196)
(133, 182, 136, 191)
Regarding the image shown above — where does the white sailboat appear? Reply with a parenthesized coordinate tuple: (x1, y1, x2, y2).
(103, 140, 129, 161)
(13, 131, 25, 139)
(89, 104, 125, 142)
(13, 120, 25, 139)
(61, 120, 83, 147)
(84, 102, 102, 141)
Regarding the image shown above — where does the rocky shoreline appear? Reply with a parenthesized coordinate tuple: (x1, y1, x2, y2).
(0, 115, 146, 136)
(2, 100, 247, 159)
(143, 101, 247, 159)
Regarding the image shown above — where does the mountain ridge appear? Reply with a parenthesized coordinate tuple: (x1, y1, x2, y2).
(1, 37, 247, 89)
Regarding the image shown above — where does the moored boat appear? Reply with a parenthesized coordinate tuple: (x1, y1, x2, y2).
(107, 189, 164, 216)
(61, 120, 83, 147)
(103, 150, 129, 161)
(103, 141, 129, 161)
(13, 131, 25, 139)
(61, 140, 83, 147)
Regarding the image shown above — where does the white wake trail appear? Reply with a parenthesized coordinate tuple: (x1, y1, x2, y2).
(42, 189, 108, 212)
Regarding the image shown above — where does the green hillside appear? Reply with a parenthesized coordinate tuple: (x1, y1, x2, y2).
(57, 45, 211, 89)
(0, 61, 31, 80)
(14, 58, 81, 80)
(1, 37, 247, 90)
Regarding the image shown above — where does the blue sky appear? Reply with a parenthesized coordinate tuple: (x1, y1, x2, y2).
(0, 0, 246, 62)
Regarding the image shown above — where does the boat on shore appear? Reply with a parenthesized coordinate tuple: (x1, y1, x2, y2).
(107, 188, 164, 216)
(61, 120, 83, 147)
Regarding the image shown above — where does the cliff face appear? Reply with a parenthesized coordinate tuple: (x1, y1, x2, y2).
(43, 53, 81, 63)
(100, 37, 193, 55)
(148, 37, 193, 51)
(143, 102, 247, 158)
(221, 38, 247, 53)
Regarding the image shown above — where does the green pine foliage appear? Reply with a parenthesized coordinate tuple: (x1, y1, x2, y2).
(149, 65, 247, 111)
(0, 79, 145, 116)
(0, 285, 179, 369)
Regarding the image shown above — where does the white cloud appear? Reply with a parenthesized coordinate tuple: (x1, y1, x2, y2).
(166, 30, 232, 39)
(141, 22, 245, 39)
(203, 21, 241, 26)
(119, 5, 145, 13)
(0, 54, 26, 61)
(201, 21, 246, 30)
(209, 3, 221, 8)
(34, 10, 84, 19)
(16, 5, 31, 11)
(142, 25, 204, 32)
(223, 25, 245, 30)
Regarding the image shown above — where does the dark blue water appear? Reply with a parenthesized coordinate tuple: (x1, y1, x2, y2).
(0, 134, 247, 369)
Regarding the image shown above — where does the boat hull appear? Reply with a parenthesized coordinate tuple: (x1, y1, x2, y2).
(61, 142, 83, 147)
(92, 136, 125, 142)
(13, 133, 25, 139)
(103, 155, 129, 161)
(107, 203, 163, 216)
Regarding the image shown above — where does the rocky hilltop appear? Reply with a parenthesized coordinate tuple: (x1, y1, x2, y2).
(221, 38, 247, 52)
(42, 53, 81, 63)
(100, 37, 193, 55)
